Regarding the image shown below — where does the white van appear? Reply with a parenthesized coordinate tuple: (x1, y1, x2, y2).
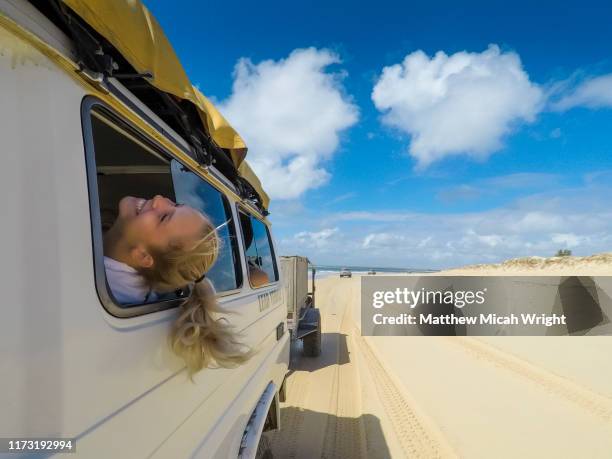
(0, 1, 289, 457)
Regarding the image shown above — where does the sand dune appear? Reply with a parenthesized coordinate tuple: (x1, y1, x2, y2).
(441, 252, 612, 276)
(268, 274, 612, 458)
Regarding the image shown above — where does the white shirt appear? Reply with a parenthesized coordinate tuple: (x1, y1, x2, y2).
(104, 256, 157, 304)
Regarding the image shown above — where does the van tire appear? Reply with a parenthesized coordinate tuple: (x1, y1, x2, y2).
(302, 309, 321, 357)
(255, 434, 273, 459)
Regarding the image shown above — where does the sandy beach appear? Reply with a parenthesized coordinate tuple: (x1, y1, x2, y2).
(267, 271, 612, 458)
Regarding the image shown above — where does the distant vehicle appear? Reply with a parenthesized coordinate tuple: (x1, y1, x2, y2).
(368, 269, 377, 275)
(340, 268, 352, 278)
(280, 256, 322, 357)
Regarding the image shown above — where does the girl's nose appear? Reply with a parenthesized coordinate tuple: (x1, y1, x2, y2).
(152, 195, 171, 210)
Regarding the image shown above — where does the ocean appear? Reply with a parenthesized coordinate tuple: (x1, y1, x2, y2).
(311, 265, 438, 279)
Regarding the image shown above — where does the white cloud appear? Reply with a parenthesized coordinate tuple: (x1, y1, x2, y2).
(417, 236, 433, 249)
(292, 227, 340, 249)
(362, 232, 407, 249)
(484, 172, 560, 189)
(551, 233, 588, 248)
(324, 211, 414, 224)
(437, 173, 561, 203)
(464, 230, 504, 248)
(371, 45, 543, 167)
(553, 74, 612, 110)
(326, 192, 356, 205)
(276, 183, 612, 269)
(219, 48, 358, 199)
(509, 211, 564, 233)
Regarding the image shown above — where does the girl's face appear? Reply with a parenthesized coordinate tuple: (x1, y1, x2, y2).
(114, 195, 207, 268)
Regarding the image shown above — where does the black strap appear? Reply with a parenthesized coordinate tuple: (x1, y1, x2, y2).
(194, 273, 206, 284)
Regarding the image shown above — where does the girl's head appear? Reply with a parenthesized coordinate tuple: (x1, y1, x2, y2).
(109, 195, 214, 284)
(107, 194, 251, 374)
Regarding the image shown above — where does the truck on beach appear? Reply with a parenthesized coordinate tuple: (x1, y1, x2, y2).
(0, 1, 289, 457)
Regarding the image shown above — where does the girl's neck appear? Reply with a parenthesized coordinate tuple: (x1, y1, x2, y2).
(103, 226, 134, 267)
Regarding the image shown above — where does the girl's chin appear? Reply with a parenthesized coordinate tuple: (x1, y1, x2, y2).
(121, 195, 144, 212)
(116, 198, 135, 220)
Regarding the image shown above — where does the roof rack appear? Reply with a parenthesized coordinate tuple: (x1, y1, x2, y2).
(32, 0, 270, 214)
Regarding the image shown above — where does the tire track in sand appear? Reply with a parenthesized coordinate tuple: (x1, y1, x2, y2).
(341, 276, 456, 458)
(268, 363, 311, 458)
(355, 331, 457, 459)
(446, 337, 612, 423)
(268, 276, 368, 459)
(270, 276, 457, 458)
(345, 276, 455, 458)
(321, 282, 367, 459)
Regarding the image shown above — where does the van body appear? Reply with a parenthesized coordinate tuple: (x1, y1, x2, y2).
(0, 1, 289, 457)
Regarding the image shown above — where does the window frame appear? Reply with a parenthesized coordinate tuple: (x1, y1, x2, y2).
(236, 205, 280, 290)
(81, 97, 243, 318)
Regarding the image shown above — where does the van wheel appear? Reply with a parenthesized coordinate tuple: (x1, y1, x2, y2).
(302, 309, 321, 357)
(255, 433, 273, 459)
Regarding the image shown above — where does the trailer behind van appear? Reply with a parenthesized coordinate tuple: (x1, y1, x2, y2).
(280, 256, 322, 357)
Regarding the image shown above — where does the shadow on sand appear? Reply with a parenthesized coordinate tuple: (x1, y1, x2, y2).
(272, 332, 392, 458)
(265, 407, 392, 459)
(289, 332, 350, 372)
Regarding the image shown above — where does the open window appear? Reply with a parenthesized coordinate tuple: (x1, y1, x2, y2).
(239, 211, 279, 288)
(83, 100, 241, 317)
(171, 161, 242, 292)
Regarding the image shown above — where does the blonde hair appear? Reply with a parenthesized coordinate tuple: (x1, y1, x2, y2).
(139, 219, 251, 375)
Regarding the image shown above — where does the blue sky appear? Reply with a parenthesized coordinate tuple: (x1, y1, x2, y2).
(146, 0, 612, 269)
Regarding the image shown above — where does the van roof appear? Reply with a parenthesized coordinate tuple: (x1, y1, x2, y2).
(59, 0, 270, 209)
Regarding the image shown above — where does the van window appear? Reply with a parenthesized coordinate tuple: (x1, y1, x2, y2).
(171, 161, 242, 292)
(91, 112, 176, 233)
(85, 103, 242, 316)
(239, 212, 279, 287)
